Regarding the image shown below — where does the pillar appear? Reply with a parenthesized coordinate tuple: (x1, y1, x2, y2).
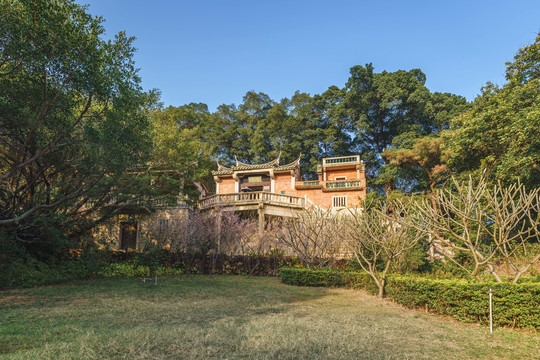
(217, 211, 222, 253)
(258, 205, 265, 235)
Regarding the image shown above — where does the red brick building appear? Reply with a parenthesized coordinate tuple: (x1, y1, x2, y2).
(204, 154, 367, 211)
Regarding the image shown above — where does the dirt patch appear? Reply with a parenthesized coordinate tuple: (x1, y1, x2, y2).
(0, 295, 34, 305)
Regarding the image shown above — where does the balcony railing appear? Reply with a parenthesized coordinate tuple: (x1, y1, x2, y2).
(295, 180, 322, 188)
(323, 155, 360, 166)
(326, 180, 362, 189)
(200, 191, 305, 209)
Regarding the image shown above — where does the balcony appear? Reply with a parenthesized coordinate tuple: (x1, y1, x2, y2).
(295, 180, 322, 189)
(325, 179, 363, 189)
(295, 179, 364, 192)
(322, 155, 361, 168)
(199, 191, 305, 210)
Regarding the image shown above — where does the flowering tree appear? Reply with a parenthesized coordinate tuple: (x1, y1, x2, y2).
(344, 201, 425, 297)
(272, 209, 341, 269)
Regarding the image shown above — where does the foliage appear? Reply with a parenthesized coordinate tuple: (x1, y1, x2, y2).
(158, 64, 468, 185)
(0, 0, 157, 264)
(135, 244, 168, 276)
(280, 267, 540, 329)
(150, 104, 214, 200)
(98, 261, 184, 278)
(386, 277, 540, 329)
(0, 243, 104, 288)
(383, 133, 452, 196)
(344, 64, 469, 193)
(447, 33, 540, 189)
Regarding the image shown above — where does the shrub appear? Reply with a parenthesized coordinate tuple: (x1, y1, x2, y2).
(279, 267, 540, 329)
(98, 262, 184, 278)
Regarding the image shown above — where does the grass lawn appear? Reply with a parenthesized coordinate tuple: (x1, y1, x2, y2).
(0, 275, 538, 359)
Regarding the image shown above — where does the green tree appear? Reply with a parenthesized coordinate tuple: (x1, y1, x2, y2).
(0, 0, 156, 254)
(343, 64, 468, 194)
(383, 133, 452, 209)
(150, 104, 214, 199)
(448, 33, 540, 188)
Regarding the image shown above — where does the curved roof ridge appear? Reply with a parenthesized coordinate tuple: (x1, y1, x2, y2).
(216, 160, 232, 172)
(234, 153, 281, 168)
(278, 153, 302, 168)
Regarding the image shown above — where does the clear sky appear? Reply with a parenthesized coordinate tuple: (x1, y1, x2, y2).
(81, 0, 540, 111)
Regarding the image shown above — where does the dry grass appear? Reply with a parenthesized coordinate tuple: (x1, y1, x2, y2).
(0, 275, 538, 359)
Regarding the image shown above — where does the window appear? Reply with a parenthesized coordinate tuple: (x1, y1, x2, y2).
(119, 222, 137, 251)
(335, 176, 346, 181)
(158, 218, 169, 233)
(332, 196, 347, 208)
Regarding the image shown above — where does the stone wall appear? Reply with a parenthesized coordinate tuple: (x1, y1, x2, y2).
(91, 207, 189, 251)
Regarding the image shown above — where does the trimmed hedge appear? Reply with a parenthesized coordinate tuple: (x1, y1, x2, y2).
(279, 267, 540, 330)
(98, 262, 185, 278)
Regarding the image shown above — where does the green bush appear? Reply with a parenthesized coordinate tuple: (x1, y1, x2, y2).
(98, 262, 184, 278)
(279, 267, 540, 329)
(0, 257, 102, 289)
(280, 267, 348, 287)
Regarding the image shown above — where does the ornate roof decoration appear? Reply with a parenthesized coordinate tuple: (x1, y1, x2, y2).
(275, 153, 301, 171)
(212, 152, 300, 175)
(234, 151, 281, 168)
(213, 160, 233, 175)
(216, 160, 232, 172)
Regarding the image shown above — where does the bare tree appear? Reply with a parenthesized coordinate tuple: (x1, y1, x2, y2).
(408, 176, 540, 283)
(271, 209, 341, 269)
(144, 210, 263, 256)
(344, 202, 425, 297)
(483, 181, 540, 282)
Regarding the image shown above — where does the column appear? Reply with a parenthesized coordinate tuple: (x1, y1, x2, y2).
(269, 169, 275, 193)
(258, 206, 265, 235)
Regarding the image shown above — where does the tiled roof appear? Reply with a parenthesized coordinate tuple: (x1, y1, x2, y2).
(212, 154, 301, 175)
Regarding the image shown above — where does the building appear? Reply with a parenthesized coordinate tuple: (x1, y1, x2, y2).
(90, 199, 189, 252)
(200, 154, 367, 231)
(93, 154, 367, 251)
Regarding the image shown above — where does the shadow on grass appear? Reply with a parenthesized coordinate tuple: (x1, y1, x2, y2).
(0, 275, 331, 355)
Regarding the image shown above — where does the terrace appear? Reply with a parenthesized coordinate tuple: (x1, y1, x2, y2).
(322, 155, 362, 168)
(294, 179, 364, 191)
(199, 191, 305, 210)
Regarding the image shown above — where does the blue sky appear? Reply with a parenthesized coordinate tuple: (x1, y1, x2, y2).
(82, 0, 540, 111)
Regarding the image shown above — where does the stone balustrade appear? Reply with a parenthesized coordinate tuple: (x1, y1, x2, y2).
(199, 191, 306, 209)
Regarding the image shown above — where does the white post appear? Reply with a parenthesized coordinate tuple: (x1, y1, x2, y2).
(489, 288, 493, 334)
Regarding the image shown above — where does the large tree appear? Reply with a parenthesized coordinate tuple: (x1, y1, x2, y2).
(447, 33, 540, 188)
(0, 0, 156, 253)
(343, 64, 468, 193)
(150, 103, 214, 199)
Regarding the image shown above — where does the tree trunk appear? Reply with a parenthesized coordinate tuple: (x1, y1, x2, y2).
(377, 279, 385, 298)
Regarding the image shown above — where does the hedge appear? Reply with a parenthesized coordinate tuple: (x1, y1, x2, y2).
(279, 267, 540, 330)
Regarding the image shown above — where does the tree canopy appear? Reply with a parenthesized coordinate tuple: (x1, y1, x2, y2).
(0, 0, 157, 254)
(447, 33, 540, 189)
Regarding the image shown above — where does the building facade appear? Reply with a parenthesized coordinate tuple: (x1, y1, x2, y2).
(206, 154, 367, 210)
(94, 155, 367, 251)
